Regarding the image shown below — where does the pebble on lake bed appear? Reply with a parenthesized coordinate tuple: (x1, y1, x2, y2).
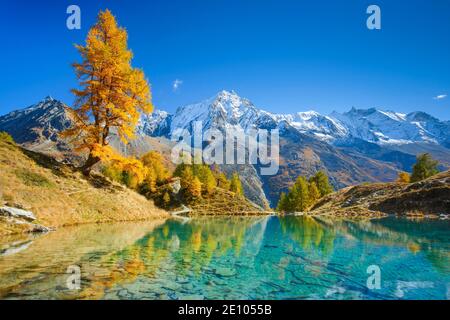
(214, 267, 236, 277)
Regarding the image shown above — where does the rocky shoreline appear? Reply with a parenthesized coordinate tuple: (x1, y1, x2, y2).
(308, 170, 450, 218)
(0, 205, 51, 235)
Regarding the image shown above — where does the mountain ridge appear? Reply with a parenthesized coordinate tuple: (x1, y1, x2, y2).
(143, 90, 450, 147)
(1, 91, 449, 207)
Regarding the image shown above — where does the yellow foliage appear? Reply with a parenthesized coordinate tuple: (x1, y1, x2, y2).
(397, 171, 411, 183)
(216, 172, 231, 191)
(142, 168, 157, 193)
(63, 10, 153, 172)
(308, 181, 321, 206)
(193, 164, 216, 195)
(141, 151, 170, 183)
(101, 148, 147, 189)
(163, 192, 171, 205)
(189, 177, 202, 199)
(230, 172, 244, 197)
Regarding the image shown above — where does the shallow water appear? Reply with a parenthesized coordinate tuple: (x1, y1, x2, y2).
(0, 216, 448, 300)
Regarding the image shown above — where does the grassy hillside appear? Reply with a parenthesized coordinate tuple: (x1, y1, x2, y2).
(310, 170, 450, 218)
(0, 139, 168, 235)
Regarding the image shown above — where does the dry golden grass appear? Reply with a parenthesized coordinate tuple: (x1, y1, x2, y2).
(0, 140, 168, 234)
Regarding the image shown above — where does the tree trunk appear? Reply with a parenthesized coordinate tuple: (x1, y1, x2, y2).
(82, 153, 101, 176)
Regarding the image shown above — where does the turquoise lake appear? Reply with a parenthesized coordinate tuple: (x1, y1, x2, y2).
(0, 216, 449, 300)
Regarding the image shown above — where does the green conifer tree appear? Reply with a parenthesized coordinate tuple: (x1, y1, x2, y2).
(310, 171, 333, 197)
(277, 192, 288, 212)
(308, 181, 321, 207)
(289, 176, 310, 212)
(410, 153, 439, 182)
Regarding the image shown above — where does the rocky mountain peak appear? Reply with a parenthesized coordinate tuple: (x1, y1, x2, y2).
(0, 97, 71, 144)
(44, 95, 54, 102)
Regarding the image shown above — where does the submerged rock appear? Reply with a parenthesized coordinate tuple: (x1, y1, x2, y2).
(162, 281, 182, 291)
(214, 267, 236, 277)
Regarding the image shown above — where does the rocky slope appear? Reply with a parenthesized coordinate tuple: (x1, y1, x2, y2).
(0, 97, 78, 162)
(0, 138, 168, 235)
(310, 171, 450, 218)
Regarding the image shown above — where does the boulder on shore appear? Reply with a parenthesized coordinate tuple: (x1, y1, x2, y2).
(0, 206, 37, 222)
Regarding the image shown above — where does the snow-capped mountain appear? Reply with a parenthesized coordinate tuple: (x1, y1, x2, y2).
(165, 90, 273, 135)
(143, 90, 450, 147)
(138, 110, 171, 137)
(1, 92, 449, 207)
(143, 90, 346, 139)
(331, 108, 450, 146)
(272, 111, 348, 142)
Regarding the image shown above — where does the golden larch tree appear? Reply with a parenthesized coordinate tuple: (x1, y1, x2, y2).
(63, 10, 153, 174)
(189, 176, 203, 200)
(396, 171, 411, 183)
(230, 172, 244, 197)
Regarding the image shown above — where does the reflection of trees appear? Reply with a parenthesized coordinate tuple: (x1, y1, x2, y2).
(155, 217, 267, 274)
(317, 216, 450, 275)
(374, 218, 450, 275)
(75, 217, 450, 299)
(3, 215, 447, 299)
(332, 219, 414, 247)
(78, 217, 268, 298)
(424, 248, 450, 274)
(279, 215, 449, 275)
(279, 216, 336, 256)
(0, 221, 165, 299)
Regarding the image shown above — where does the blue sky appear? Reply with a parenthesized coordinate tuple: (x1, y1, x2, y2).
(1, 0, 449, 119)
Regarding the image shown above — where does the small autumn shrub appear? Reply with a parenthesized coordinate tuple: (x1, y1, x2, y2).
(102, 164, 123, 183)
(397, 171, 411, 183)
(102, 157, 147, 190)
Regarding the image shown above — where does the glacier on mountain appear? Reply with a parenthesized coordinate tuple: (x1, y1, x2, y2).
(141, 90, 450, 147)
